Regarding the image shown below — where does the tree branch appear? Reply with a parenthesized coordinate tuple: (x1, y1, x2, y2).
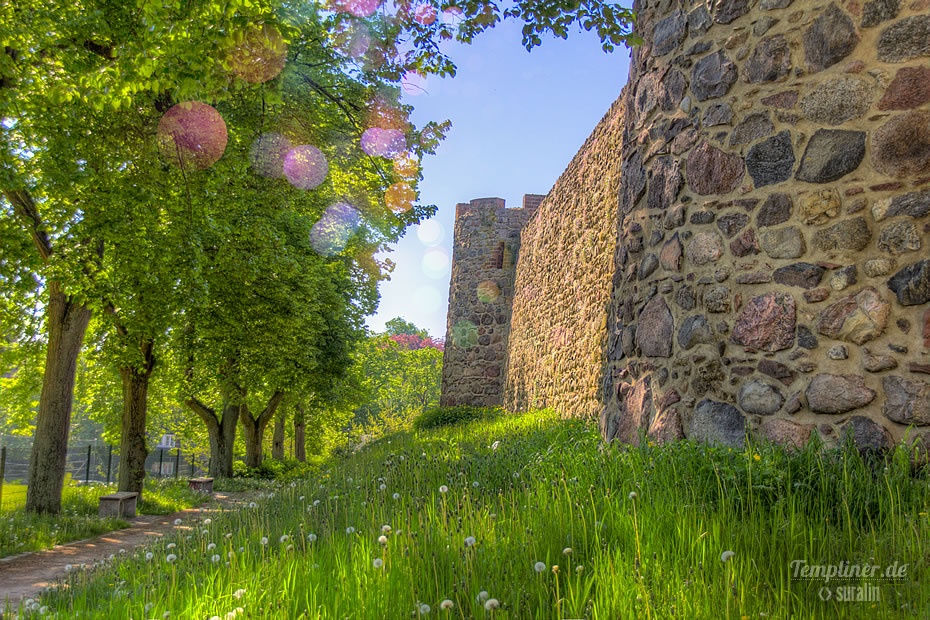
(185, 397, 218, 425)
(257, 391, 286, 428)
(2, 187, 52, 261)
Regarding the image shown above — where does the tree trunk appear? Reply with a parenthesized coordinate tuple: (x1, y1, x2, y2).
(117, 340, 155, 495)
(239, 391, 285, 469)
(25, 282, 92, 514)
(186, 394, 240, 478)
(271, 407, 286, 461)
(294, 405, 306, 463)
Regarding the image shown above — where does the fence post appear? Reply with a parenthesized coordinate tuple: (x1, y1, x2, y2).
(106, 445, 113, 485)
(85, 445, 92, 485)
(158, 449, 165, 479)
(191, 455, 196, 478)
(0, 446, 6, 509)
(175, 449, 180, 479)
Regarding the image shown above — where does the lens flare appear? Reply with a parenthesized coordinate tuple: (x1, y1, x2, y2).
(283, 145, 328, 189)
(157, 101, 228, 170)
(477, 280, 501, 303)
(310, 203, 361, 256)
(361, 127, 407, 158)
(416, 220, 443, 246)
(414, 3, 437, 25)
(333, 21, 371, 58)
(385, 182, 416, 212)
(344, 0, 380, 17)
(393, 152, 419, 178)
(422, 247, 449, 279)
(441, 7, 464, 26)
(450, 320, 478, 349)
(227, 25, 287, 83)
(249, 133, 292, 178)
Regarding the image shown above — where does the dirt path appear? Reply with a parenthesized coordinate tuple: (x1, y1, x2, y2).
(0, 491, 250, 609)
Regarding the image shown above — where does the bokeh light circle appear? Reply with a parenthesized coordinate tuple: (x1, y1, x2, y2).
(284, 145, 328, 190)
(361, 127, 407, 158)
(249, 133, 292, 178)
(422, 247, 449, 279)
(477, 280, 501, 303)
(414, 4, 438, 25)
(227, 25, 287, 83)
(385, 182, 416, 212)
(157, 101, 228, 171)
(344, 0, 380, 17)
(450, 320, 478, 349)
(416, 219, 443, 246)
(333, 21, 371, 58)
(441, 7, 464, 25)
(310, 202, 361, 256)
(393, 152, 419, 178)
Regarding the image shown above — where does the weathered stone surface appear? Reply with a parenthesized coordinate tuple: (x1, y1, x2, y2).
(639, 253, 659, 280)
(687, 141, 744, 195)
(762, 418, 815, 449)
(800, 78, 872, 126)
(861, 0, 899, 28)
(738, 379, 784, 414)
(691, 50, 738, 102)
(773, 263, 826, 289)
(830, 265, 858, 291)
(883, 375, 930, 425)
(878, 67, 930, 110)
(877, 221, 920, 255)
(745, 131, 795, 188)
(799, 190, 841, 225)
(828, 344, 849, 359)
(811, 217, 871, 252)
(804, 287, 830, 303)
(761, 0, 792, 8)
(604, 377, 654, 445)
(730, 113, 775, 146)
(803, 4, 859, 73)
(716, 213, 748, 238)
(761, 226, 805, 259)
(806, 374, 876, 413)
(796, 130, 866, 183)
(864, 257, 896, 277)
(703, 103, 733, 127)
(735, 271, 771, 284)
(678, 314, 714, 349)
(709, 0, 750, 24)
(757, 193, 793, 227)
(731, 292, 796, 351)
(620, 150, 646, 213)
(877, 15, 930, 62)
(887, 259, 930, 306)
(653, 11, 687, 55)
(690, 210, 716, 225)
(744, 34, 791, 83)
(662, 71, 688, 111)
(797, 325, 818, 349)
(842, 416, 893, 453)
(636, 296, 674, 357)
(660, 233, 683, 271)
(863, 349, 898, 372)
(675, 284, 696, 310)
(648, 406, 684, 443)
(688, 6, 712, 35)
(759, 359, 796, 385)
(871, 111, 930, 178)
(872, 189, 930, 221)
(690, 399, 748, 447)
(761, 90, 799, 108)
(647, 156, 682, 213)
(729, 227, 759, 256)
(686, 231, 723, 264)
(816, 287, 890, 344)
(704, 285, 730, 312)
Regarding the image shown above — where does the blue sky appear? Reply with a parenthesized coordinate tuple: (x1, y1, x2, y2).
(367, 19, 633, 339)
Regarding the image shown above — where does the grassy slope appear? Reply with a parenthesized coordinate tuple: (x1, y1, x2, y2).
(30, 410, 930, 619)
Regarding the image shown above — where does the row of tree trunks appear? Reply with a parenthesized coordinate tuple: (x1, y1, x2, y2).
(117, 339, 156, 495)
(294, 405, 306, 463)
(240, 391, 285, 468)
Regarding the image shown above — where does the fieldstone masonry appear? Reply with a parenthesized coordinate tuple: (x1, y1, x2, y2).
(441, 0, 930, 456)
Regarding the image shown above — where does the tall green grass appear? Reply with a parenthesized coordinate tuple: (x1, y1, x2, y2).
(25, 411, 930, 619)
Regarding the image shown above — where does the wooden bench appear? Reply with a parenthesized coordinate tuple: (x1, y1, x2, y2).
(98, 491, 139, 518)
(188, 477, 214, 493)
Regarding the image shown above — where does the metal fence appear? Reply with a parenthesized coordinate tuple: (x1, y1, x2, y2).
(0, 436, 211, 487)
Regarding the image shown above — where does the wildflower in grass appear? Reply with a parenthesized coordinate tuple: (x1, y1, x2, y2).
(721, 550, 735, 563)
(534, 561, 546, 573)
(212, 554, 221, 563)
(346, 526, 356, 534)
(472, 481, 479, 488)
(563, 547, 572, 556)
(628, 491, 637, 500)
(228, 551, 234, 559)
(261, 537, 269, 545)
(576, 565, 584, 574)
(225, 533, 233, 539)
(440, 600, 454, 610)
(477, 591, 489, 603)
(287, 544, 294, 551)
(491, 441, 500, 450)
(167, 553, 177, 563)
(465, 536, 476, 547)
(234, 589, 247, 600)
(202, 529, 209, 535)
(753, 454, 761, 461)
(373, 558, 384, 568)
(207, 543, 216, 551)
(167, 543, 176, 550)
(382, 525, 392, 534)
(145, 552, 154, 561)
(420, 603, 431, 614)
(39, 607, 48, 615)
(249, 502, 257, 509)
(163, 612, 170, 619)
(379, 484, 387, 491)
(378, 535, 388, 545)
(552, 565, 560, 573)
(299, 496, 305, 501)
(439, 485, 448, 494)
(308, 533, 317, 542)
(65, 564, 73, 572)
(485, 599, 500, 611)
(279, 534, 289, 544)
(513, 472, 520, 479)
(204, 519, 212, 525)
(174, 519, 182, 526)
(393, 493, 400, 500)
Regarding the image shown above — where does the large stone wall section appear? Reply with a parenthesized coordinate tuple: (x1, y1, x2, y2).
(504, 97, 625, 417)
(439, 198, 539, 407)
(601, 0, 930, 452)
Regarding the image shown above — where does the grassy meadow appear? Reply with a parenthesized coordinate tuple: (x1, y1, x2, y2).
(16, 409, 930, 619)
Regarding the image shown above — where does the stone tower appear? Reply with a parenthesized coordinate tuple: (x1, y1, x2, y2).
(439, 195, 544, 407)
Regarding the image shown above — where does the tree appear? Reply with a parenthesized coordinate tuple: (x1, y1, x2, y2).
(384, 317, 429, 338)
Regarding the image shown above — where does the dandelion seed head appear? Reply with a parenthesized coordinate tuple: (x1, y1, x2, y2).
(373, 558, 384, 568)
(534, 561, 546, 573)
(465, 536, 476, 547)
(381, 525, 392, 534)
(261, 537, 269, 545)
(721, 550, 735, 563)
(440, 599, 453, 610)
(166, 553, 177, 563)
(167, 543, 176, 550)
(439, 485, 448, 494)
(563, 547, 573, 555)
(279, 535, 289, 544)
(207, 543, 216, 551)
(212, 554, 221, 563)
(308, 533, 317, 542)
(145, 552, 154, 561)
(477, 591, 489, 602)
(419, 603, 431, 614)
(378, 535, 388, 545)
(629, 491, 637, 500)
(485, 598, 500, 611)
(393, 492, 400, 500)
(174, 519, 182, 526)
